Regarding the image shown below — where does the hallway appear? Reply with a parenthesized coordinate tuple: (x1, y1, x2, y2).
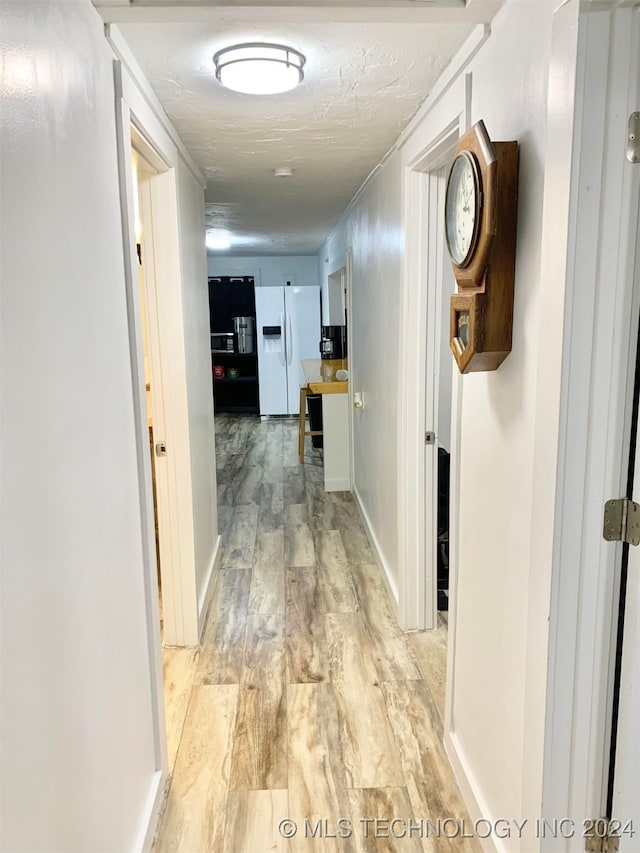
(155, 416, 477, 852)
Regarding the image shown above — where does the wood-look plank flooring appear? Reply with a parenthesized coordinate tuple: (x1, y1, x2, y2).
(155, 415, 479, 852)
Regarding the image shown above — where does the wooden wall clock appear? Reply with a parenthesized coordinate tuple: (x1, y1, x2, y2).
(445, 120, 519, 373)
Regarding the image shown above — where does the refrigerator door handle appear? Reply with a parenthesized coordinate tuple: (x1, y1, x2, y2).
(287, 312, 293, 367)
(280, 312, 286, 367)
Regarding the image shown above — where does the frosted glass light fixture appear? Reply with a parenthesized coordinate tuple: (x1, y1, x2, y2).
(206, 231, 231, 251)
(213, 43, 305, 95)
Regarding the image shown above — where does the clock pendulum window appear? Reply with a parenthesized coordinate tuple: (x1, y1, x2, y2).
(444, 120, 520, 374)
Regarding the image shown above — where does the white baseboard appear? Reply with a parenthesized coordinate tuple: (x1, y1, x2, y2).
(135, 769, 167, 852)
(444, 731, 502, 853)
(325, 477, 351, 492)
(198, 533, 222, 639)
(352, 486, 399, 611)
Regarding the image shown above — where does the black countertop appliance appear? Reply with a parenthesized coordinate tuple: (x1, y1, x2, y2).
(320, 325, 347, 360)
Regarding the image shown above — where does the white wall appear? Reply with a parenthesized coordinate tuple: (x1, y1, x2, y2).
(208, 254, 319, 291)
(1, 1, 158, 849)
(318, 1, 568, 847)
(177, 159, 219, 615)
(322, 155, 404, 595)
(441, 4, 553, 840)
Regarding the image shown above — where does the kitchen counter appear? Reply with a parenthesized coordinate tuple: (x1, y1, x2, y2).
(301, 359, 350, 492)
(301, 358, 348, 394)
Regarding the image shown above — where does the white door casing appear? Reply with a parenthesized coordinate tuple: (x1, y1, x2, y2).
(134, 145, 199, 650)
(112, 66, 168, 845)
(344, 251, 355, 491)
(398, 117, 463, 632)
(114, 60, 202, 653)
(423, 167, 456, 619)
(541, 5, 640, 848)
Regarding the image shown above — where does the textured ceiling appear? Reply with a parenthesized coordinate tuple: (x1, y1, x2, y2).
(119, 17, 475, 254)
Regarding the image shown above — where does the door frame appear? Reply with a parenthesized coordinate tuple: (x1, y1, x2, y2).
(398, 112, 466, 632)
(541, 3, 640, 842)
(345, 249, 355, 490)
(112, 62, 167, 848)
(113, 56, 209, 845)
(134, 145, 197, 648)
(114, 63, 200, 650)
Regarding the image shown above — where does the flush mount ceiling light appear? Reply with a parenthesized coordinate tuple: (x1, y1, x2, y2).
(213, 42, 305, 95)
(206, 231, 231, 251)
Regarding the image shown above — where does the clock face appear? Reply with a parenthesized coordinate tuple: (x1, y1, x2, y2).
(445, 151, 482, 268)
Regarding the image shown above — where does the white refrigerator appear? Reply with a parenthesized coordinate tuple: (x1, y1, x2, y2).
(255, 285, 321, 415)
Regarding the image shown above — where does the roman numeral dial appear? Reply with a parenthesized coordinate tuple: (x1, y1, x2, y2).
(445, 151, 481, 268)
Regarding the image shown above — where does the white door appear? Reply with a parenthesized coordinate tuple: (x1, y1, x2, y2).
(256, 286, 287, 415)
(284, 286, 321, 414)
(611, 191, 640, 851)
(612, 549, 640, 849)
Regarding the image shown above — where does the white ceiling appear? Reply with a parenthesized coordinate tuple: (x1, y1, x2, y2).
(115, 7, 491, 255)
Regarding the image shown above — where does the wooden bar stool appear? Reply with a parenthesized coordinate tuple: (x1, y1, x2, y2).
(298, 385, 323, 461)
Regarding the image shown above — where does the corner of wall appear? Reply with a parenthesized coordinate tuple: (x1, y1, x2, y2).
(198, 533, 223, 639)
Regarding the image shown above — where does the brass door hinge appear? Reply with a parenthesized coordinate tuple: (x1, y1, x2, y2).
(585, 819, 620, 853)
(603, 498, 640, 545)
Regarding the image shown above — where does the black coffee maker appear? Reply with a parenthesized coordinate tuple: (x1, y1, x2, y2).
(320, 325, 347, 360)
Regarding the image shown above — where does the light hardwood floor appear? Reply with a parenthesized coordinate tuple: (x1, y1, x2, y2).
(155, 415, 477, 852)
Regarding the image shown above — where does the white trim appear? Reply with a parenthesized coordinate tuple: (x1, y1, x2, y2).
(541, 3, 640, 845)
(106, 25, 205, 189)
(139, 164, 200, 647)
(113, 49, 205, 651)
(398, 169, 427, 630)
(444, 731, 499, 853)
(325, 477, 352, 491)
(134, 770, 166, 853)
(394, 25, 489, 154)
(198, 534, 222, 635)
(346, 249, 355, 491)
(95, 2, 502, 27)
(113, 61, 168, 787)
(397, 102, 467, 631)
(421, 167, 453, 630)
(353, 486, 400, 612)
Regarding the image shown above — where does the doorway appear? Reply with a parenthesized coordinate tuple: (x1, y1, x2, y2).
(129, 133, 182, 647)
(398, 119, 460, 633)
(131, 148, 165, 632)
(130, 140, 203, 778)
(114, 87, 210, 822)
(327, 267, 347, 328)
(324, 259, 353, 491)
(422, 166, 456, 618)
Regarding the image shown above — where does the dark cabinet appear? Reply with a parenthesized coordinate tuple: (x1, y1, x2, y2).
(211, 352, 258, 413)
(209, 276, 259, 414)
